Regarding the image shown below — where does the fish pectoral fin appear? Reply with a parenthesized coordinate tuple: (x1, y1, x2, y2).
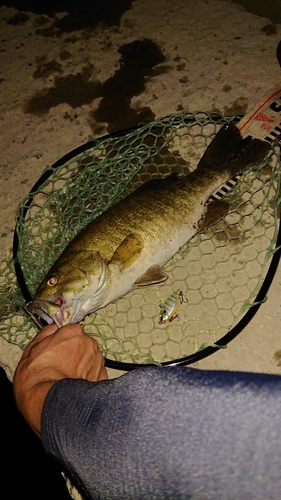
(198, 199, 230, 231)
(110, 233, 143, 271)
(135, 264, 168, 287)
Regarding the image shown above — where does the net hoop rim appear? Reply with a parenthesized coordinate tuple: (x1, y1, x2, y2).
(12, 112, 281, 370)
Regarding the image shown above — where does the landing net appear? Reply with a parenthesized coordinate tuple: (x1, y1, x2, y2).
(0, 111, 280, 369)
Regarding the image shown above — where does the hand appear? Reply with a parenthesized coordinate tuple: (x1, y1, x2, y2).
(13, 323, 108, 438)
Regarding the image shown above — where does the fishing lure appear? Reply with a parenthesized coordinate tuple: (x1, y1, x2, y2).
(158, 289, 185, 324)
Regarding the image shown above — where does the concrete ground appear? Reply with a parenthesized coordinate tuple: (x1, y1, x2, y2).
(0, 0, 281, 497)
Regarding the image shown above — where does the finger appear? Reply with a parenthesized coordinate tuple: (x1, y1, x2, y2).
(99, 366, 108, 381)
(22, 324, 58, 356)
(34, 323, 58, 341)
(52, 323, 85, 340)
(88, 339, 108, 381)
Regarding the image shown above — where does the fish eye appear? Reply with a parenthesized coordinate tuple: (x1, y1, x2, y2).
(47, 276, 57, 286)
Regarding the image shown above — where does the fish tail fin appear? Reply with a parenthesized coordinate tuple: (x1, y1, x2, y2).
(197, 123, 270, 177)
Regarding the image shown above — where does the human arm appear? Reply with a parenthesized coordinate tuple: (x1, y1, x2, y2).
(40, 366, 281, 499)
(13, 323, 107, 439)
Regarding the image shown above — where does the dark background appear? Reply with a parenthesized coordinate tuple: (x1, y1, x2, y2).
(0, 366, 72, 499)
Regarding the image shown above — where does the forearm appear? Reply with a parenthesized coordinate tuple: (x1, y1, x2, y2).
(16, 380, 56, 438)
(14, 360, 73, 438)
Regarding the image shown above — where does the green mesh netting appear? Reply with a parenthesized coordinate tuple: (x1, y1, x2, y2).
(0, 111, 280, 366)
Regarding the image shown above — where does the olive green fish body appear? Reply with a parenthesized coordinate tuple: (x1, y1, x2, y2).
(26, 124, 270, 327)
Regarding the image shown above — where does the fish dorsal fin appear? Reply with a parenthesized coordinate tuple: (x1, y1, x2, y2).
(198, 199, 230, 231)
(134, 173, 179, 194)
(110, 233, 143, 271)
(135, 264, 168, 286)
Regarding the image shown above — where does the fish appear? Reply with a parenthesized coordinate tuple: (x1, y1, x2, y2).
(158, 289, 184, 324)
(25, 123, 270, 328)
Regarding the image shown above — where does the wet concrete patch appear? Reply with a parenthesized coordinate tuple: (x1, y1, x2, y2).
(2, 0, 134, 32)
(273, 349, 281, 366)
(260, 24, 277, 35)
(32, 59, 63, 79)
(6, 11, 30, 24)
(232, 0, 281, 24)
(223, 96, 248, 115)
(53, 0, 134, 33)
(91, 38, 168, 133)
(24, 65, 100, 114)
(24, 38, 168, 133)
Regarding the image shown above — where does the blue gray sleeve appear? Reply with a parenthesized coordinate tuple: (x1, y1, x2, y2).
(41, 366, 281, 499)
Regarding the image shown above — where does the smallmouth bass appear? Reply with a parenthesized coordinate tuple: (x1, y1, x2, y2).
(25, 123, 270, 327)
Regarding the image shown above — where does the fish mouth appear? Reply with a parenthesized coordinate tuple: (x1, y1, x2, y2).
(24, 300, 55, 329)
(24, 296, 70, 329)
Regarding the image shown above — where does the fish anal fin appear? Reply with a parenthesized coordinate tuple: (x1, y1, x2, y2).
(198, 199, 230, 231)
(110, 233, 143, 271)
(135, 264, 168, 287)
